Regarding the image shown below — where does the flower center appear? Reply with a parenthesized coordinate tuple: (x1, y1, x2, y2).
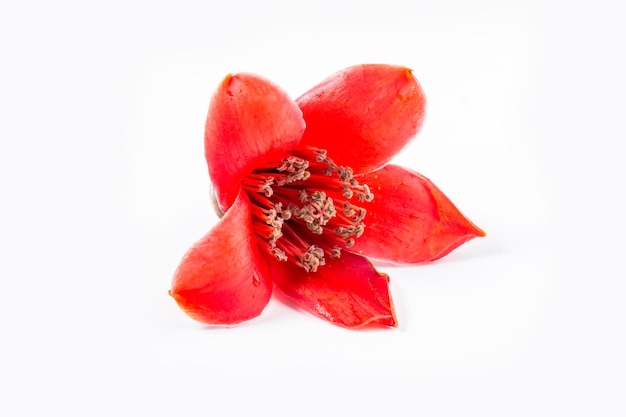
(241, 146, 374, 272)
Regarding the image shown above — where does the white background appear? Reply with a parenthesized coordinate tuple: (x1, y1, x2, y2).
(2, 0, 625, 415)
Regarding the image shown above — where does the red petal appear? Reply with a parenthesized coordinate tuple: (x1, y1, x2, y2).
(296, 64, 426, 173)
(205, 73, 305, 211)
(266, 251, 397, 329)
(352, 165, 486, 264)
(170, 192, 273, 325)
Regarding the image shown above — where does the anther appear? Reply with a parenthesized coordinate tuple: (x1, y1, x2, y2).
(277, 156, 309, 173)
(300, 245, 326, 272)
(338, 166, 353, 183)
(357, 185, 374, 203)
(265, 208, 277, 225)
(271, 247, 288, 261)
(342, 184, 353, 199)
(362, 184, 374, 202)
(258, 177, 274, 197)
(353, 207, 367, 223)
(298, 189, 309, 203)
(343, 201, 356, 217)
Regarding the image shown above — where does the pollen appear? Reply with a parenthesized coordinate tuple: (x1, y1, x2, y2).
(241, 146, 374, 272)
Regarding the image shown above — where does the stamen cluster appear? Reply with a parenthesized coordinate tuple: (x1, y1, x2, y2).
(242, 147, 373, 272)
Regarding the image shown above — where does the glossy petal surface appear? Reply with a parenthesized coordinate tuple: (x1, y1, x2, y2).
(267, 251, 397, 329)
(170, 192, 273, 325)
(352, 165, 485, 264)
(296, 64, 426, 174)
(205, 73, 306, 211)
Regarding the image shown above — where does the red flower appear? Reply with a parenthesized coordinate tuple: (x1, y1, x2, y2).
(169, 64, 485, 329)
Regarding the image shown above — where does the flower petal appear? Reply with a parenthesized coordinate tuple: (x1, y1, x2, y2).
(266, 251, 397, 329)
(170, 192, 273, 325)
(296, 64, 426, 173)
(352, 165, 486, 264)
(205, 73, 306, 211)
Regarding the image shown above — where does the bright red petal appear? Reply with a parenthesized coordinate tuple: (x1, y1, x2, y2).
(296, 64, 426, 173)
(205, 73, 305, 211)
(266, 251, 397, 329)
(170, 192, 273, 325)
(352, 165, 486, 264)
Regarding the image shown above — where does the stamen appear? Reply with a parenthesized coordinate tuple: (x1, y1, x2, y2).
(299, 245, 326, 272)
(353, 207, 367, 223)
(338, 166, 354, 183)
(342, 184, 353, 199)
(277, 203, 292, 220)
(299, 189, 309, 203)
(343, 201, 356, 218)
(242, 146, 374, 272)
(357, 184, 374, 203)
(271, 246, 288, 261)
(265, 208, 277, 225)
(291, 191, 337, 234)
(334, 224, 365, 239)
(277, 156, 309, 173)
(258, 177, 274, 197)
